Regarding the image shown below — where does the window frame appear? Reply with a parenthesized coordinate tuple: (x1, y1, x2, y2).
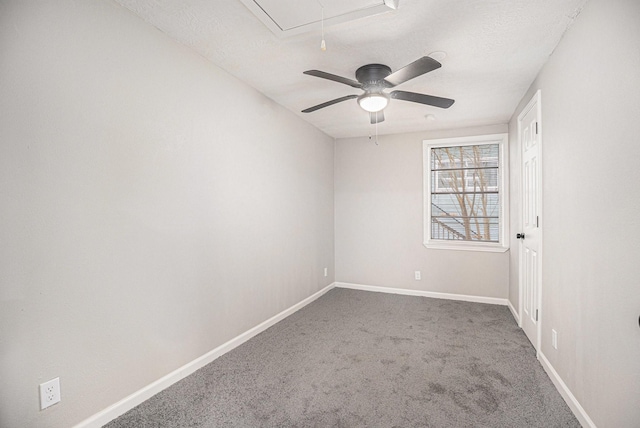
(423, 133, 509, 252)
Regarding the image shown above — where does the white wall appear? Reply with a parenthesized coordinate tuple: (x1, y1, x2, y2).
(335, 125, 509, 299)
(0, 1, 334, 427)
(508, 0, 640, 425)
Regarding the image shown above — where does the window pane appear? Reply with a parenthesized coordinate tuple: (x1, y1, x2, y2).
(431, 144, 499, 170)
(429, 143, 500, 242)
(432, 168, 498, 193)
(431, 216, 499, 242)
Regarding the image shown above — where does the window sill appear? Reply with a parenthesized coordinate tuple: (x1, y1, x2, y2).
(424, 241, 509, 253)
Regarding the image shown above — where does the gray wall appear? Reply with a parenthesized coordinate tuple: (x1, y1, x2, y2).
(508, 0, 640, 425)
(335, 125, 509, 298)
(0, 1, 334, 427)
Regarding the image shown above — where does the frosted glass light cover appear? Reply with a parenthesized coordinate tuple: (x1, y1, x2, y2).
(358, 94, 388, 112)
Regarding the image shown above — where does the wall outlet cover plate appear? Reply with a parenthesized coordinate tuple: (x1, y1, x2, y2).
(40, 377, 61, 410)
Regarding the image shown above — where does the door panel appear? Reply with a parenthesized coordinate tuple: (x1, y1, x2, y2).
(519, 92, 541, 350)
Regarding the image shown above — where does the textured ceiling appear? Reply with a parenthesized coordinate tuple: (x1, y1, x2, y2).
(114, 0, 587, 139)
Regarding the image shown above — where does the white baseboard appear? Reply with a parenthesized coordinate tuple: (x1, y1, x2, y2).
(73, 283, 336, 428)
(538, 352, 596, 428)
(507, 299, 520, 325)
(335, 282, 508, 306)
(75, 282, 512, 427)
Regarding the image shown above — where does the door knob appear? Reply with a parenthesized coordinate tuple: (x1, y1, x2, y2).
(516, 233, 525, 240)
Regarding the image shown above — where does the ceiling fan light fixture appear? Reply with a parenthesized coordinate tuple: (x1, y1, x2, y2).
(301, 57, 455, 120)
(358, 93, 389, 112)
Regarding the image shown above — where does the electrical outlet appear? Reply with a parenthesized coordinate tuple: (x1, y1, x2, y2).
(40, 377, 61, 410)
(414, 271, 421, 280)
(323, 267, 328, 277)
(551, 329, 558, 350)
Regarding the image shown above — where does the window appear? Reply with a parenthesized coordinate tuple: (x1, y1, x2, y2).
(423, 134, 509, 252)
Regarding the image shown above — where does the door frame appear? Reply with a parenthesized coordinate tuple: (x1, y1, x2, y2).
(517, 89, 543, 353)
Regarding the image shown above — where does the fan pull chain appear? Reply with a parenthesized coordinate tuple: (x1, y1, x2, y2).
(320, 4, 326, 51)
(369, 114, 379, 145)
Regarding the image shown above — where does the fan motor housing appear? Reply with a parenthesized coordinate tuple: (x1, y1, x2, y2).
(355, 64, 392, 90)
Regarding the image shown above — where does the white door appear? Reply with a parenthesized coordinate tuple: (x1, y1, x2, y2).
(518, 91, 542, 351)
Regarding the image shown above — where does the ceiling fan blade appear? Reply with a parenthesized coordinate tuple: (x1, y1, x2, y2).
(384, 57, 442, 87)
(370, 111, 385, 124)
(390, 90, 455, 109)
(301, 95, 358, 113)
(303, 70, 363, 89)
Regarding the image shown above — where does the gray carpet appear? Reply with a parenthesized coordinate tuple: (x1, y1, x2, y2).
(105, 288, 580, 427)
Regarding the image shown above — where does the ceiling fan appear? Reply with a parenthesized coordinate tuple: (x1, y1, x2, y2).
(301, 56, 454, 124)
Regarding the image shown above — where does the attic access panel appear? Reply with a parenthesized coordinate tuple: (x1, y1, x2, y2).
(241, 0, 399, 37)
